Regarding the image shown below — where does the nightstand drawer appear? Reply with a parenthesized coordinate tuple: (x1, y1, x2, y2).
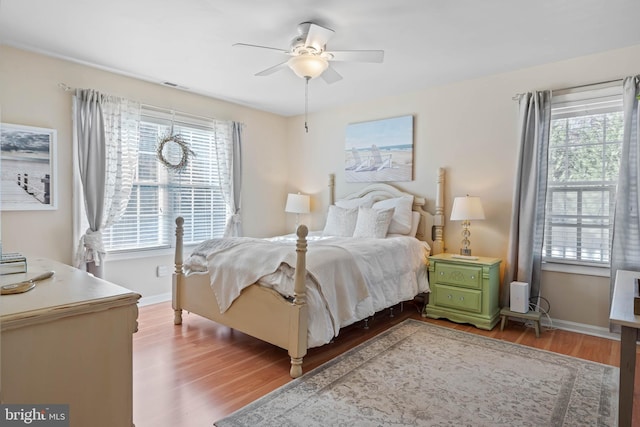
(434, 264, 482, 289)
(434, 284, 482, 313)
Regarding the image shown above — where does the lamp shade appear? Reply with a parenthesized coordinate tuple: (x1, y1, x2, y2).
(287, 55, 328, 79)
(450, 196, 485, 221)
(285, 193, 310, 214)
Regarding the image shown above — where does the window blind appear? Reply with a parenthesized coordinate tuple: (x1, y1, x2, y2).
(543, 87, 623, 266)
(103, 108, 232, 252)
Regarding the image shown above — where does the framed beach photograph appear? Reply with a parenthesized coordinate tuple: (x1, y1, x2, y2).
(1, 123, 57, 210)
(344, 115, 414, 183)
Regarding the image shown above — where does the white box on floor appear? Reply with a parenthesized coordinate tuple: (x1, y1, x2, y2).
(510, 281, 530, 313)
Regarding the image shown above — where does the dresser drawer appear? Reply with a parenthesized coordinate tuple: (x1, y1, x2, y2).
(433, 284, 482, 313)
(434, 263, 482, 289)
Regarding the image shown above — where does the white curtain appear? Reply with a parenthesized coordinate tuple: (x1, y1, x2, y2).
(501, 91, 552, 307)
(610, 76, 640, 301)
(222, 122, 243, 237)
(72, 89, 140, 277)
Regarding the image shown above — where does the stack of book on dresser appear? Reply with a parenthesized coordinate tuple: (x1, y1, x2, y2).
(1, 253, 27, 275)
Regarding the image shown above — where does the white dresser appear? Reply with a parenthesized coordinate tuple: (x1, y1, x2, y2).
(0, 258, 140, 427)
(609, 269, 640, 427)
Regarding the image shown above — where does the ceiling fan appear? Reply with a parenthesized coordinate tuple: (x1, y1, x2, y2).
(233, 21, 384, 84)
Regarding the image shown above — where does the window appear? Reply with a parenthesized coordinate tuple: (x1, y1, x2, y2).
(543, 86, 623, 266)
(103, 107, 232, 252)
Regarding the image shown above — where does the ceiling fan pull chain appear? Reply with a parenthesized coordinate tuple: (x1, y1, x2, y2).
(304, 77, 309, 133)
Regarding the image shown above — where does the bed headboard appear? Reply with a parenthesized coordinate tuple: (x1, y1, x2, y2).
(328, 168, 445, 254)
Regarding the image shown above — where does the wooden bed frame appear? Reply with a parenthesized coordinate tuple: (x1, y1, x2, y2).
(173, 168, 445, 378)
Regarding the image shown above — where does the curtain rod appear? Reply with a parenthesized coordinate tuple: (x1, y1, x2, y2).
(58, 82, 74, 92)
(57, 82, 235, 124)
(512, 78, 624, 101)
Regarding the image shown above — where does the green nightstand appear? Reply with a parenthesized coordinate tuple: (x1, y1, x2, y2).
(423, 253, 501, 330)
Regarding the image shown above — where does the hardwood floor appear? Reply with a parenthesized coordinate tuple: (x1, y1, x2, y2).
(133, 301, 639, 427)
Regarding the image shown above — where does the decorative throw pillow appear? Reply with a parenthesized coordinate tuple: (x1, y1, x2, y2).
(353, 207, 395, 238)
(322, 205, 358, 237)
(335, 196, 374, 209)
(372, 195, 414, 235)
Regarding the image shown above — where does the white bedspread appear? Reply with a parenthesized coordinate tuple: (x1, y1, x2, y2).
(184, 232, 430, 347)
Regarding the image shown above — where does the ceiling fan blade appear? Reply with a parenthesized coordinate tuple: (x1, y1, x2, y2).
(325, 50, 384, 63)
(302, 22, 335, 52)
(233, 43, 289, 54)
(255, 61, 289, 77)
(321, 65, 343, 84)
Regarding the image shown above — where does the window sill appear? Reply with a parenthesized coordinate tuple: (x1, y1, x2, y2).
(105, 245, 197, 263)
(542, 262, 610, 278)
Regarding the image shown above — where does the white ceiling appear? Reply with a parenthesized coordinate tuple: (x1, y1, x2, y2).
(2, 0, 640, 116)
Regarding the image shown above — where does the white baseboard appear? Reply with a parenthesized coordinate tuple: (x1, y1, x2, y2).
(138, 292, 171, 307)
(541, 317, 619, 341)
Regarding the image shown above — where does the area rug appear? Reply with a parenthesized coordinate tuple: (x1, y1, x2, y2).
(215, 319, 618, 426)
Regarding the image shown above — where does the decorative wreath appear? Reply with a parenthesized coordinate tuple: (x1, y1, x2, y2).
(156, 133, 195, 171)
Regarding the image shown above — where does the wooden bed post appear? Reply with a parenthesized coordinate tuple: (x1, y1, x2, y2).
(173, 216, 184, 325)
(329, 173, 335, 206)
(289, 224, 309, 378)
(432, 168, 445, 254)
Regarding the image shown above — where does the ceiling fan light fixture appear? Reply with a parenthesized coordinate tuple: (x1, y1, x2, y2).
(287, 55, 329, 79)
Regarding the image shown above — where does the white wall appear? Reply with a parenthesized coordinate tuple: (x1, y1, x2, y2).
(286, 44, 640, 329)
(0, 45, 289, 299)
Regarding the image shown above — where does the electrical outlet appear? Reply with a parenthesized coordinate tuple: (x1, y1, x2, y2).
(156, 265, 171, 277)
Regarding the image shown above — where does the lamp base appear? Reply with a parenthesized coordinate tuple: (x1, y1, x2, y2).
(459, 221, 472, 257)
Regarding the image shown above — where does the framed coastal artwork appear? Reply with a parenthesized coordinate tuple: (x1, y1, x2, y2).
(0, 123, 57, 210)
(344, 115, 414, 182)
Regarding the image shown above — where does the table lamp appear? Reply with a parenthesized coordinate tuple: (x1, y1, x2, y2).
(285, 193, 310, 230)
(450, 195, 485, 256)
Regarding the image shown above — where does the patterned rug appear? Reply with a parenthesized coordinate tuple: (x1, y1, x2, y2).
(215, 319, 618, 426)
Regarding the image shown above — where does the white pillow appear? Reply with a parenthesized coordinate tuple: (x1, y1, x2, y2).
(372, 195, 413, 235)
(353, 207, 395, 238)
(387, 212, 421, 238)
(323, 205, 358, 237)
(409, 211, 420, 237)
(335, 196, 374, 209)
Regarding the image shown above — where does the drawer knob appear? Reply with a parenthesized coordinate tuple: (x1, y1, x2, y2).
(440, 272, 444, 276)
(459, 296, 464, 301)
(470, 275, 475, 279)
(447, 294, 452, 299)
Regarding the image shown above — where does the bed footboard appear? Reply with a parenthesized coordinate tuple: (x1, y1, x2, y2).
(172, 217, 309, 378)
